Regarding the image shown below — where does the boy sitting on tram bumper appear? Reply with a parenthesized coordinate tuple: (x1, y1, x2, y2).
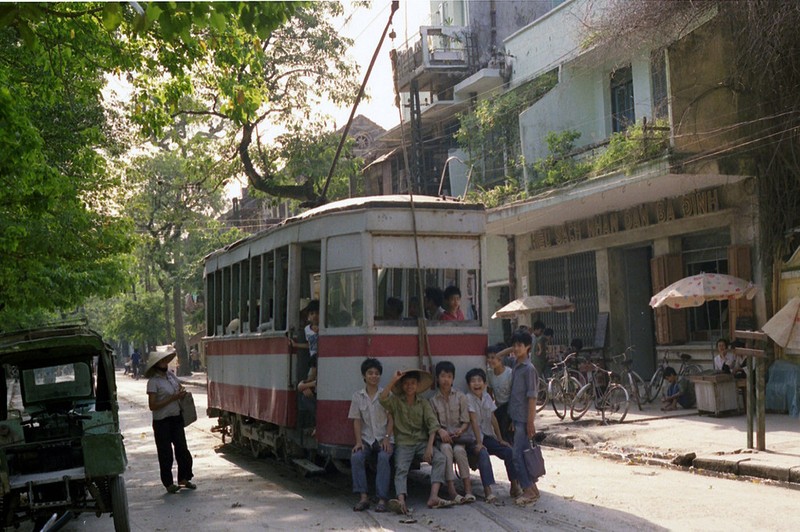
(379, 369, 453, 514)
(349, 358, 393, 513)
(465, 367, 520, 502)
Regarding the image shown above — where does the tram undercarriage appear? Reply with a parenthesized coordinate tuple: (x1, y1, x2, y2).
(212, 411, 352, 475)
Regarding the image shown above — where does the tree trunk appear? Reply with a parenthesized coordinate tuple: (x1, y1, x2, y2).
(163, 289, 172, 344)
(173, 282, 190, 376)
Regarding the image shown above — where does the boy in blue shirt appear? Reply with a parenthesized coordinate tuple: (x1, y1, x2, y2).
(508, 329, 541, 505)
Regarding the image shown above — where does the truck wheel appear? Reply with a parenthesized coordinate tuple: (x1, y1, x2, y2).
(110, 475, 130, 532)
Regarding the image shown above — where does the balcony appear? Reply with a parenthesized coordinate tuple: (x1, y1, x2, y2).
(394, 25, 476, 92)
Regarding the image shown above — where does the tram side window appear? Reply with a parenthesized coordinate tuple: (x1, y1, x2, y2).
(239, 259, 250, 333)
(326, 270, 363, 327)
(257, 252, 275, 332)
(374, 268, 480, 325)
(274, 247, 289, 331)
(248, 255, 260, 333)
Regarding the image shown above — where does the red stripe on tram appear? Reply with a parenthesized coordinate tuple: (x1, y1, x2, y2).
(205, 337, 291, 356)
(208, 381, 297, 427)
(319, 334, 487, 358)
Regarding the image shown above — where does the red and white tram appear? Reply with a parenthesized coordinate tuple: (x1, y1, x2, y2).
(203, 195, 487, 465)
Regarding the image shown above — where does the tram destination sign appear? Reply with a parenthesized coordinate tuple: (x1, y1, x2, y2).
(530, 187, 721, 250)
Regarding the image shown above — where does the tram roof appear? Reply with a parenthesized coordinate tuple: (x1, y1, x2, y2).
(290, 194, 483, 221)
(206, 195, 484, 262)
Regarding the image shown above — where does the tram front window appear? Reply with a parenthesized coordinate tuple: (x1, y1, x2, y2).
(326, 270, 363, 327)
(374, 268, 480, 325)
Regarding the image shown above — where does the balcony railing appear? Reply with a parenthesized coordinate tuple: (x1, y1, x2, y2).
(395, 25, 475, 90)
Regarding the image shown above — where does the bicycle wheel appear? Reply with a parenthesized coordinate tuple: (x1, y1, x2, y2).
(568, 368, 587, 387)
(570, 383, 594, 421)
(683, 364, 703, 376)
(601, 385, 629, 424)
(549, 378, 567, 420)
(626, 371, 644, 411)
(536, 376, 548, 412)
(648, 367, 664, 403)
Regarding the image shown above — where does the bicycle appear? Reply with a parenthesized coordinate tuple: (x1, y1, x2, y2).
(570, 359, 630, 424)
(613, 347, 647, 411)
(648, 350, 703, 402)
(547, 353, 583, 420)
(536, 374, 548, 413)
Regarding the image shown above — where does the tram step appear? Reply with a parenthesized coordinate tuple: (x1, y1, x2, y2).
(292, 458, 326, 476)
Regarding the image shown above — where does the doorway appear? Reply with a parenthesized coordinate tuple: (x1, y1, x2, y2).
(623, 247, 656, 378)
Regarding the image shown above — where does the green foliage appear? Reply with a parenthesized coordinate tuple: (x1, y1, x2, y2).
(258, 121, 365, 205)
(464, 180, 527, 209)
(592, 120, 670, 176)
(126, 2, 359, 203)
(530, 130, 591, 189)
(1, 2, 301, 323)
(104, 291, 166, 348)
(0, 62, 132, 322)
(528, 120, 670, 192)
(455, 71, 558, 185)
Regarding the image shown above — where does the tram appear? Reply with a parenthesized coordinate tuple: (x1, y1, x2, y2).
(203, 195, 488, 468)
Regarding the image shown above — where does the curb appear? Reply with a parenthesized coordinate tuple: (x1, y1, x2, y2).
(541, 430, 800, 486)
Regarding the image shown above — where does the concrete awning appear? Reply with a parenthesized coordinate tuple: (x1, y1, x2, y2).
(487, 163, 751, 236)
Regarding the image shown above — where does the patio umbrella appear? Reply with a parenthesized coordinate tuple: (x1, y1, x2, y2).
(649, 273, 757, 309)
(762, 296, 800, 349)
(491, 295, 575, 319)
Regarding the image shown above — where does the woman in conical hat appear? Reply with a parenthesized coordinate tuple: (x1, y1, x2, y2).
(145, 347, 196, 493)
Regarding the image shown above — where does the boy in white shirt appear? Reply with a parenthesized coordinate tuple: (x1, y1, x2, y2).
(348, 358, 393, 512)
(466, 367, 520, 502)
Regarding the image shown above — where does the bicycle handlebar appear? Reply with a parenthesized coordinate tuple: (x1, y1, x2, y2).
(552, 352, 578, 367)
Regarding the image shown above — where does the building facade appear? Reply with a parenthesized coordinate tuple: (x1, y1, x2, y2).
(487, 0, 767, 374)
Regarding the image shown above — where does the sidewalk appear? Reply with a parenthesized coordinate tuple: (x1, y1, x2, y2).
(537, 398, 800, 484)
(175, 371, 800, 484)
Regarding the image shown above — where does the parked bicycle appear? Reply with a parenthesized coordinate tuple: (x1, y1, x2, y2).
(547, 353, 584, 420)
(648, 350, 703, 402)
(536, 374, 548, 413)
(613, 347, 648, 411)
(570, 359, 630, 424)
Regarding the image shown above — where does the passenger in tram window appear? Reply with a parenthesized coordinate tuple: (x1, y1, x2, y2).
(430, 361, 476, 504)
(441, 286, 465, 321)
(385, 297, 404, 320)
(486, 343, 513, 443)
(351, 298, 364, 326)
(408, 296, 422, 319)
(380, 369, 452, 514)
(424, 287, 445, 320)
(292, 300, 320, 429)
(465, 367, 520, 503)
(508, 329, 541, 506)
(349, 358, 393, 513)
(290, 299, 320, 359)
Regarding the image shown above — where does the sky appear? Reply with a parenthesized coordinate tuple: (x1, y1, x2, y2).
(328, 0, 433, 131)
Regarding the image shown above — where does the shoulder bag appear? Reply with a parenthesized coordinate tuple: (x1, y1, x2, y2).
(179, 391, 197, 427)
(523, 439, 546, 480)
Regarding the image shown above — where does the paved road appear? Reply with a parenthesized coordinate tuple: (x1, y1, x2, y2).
(34, 371, 800, 531)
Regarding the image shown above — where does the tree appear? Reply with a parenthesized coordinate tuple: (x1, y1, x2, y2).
(0, 2, 305, 325)
(125, 141, 241, 374)
(128, 2, 361, 204)
(0, 48, 132, 324)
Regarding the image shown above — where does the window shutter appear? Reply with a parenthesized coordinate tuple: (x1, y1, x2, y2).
(728, 245, 754, 335)
(650, 254, 688, 344)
